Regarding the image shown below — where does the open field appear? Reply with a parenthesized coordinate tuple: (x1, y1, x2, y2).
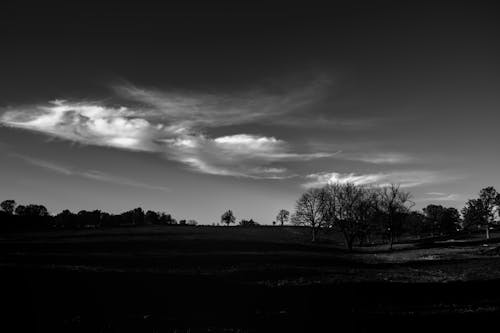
(3, 226, 500, 332)
(3, 226, 500, 283)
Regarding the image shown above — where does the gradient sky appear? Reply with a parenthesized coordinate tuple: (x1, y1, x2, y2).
(1, 1, 499, 224)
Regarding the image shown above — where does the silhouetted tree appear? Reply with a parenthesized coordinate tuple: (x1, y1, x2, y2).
(55, 209, 77, 228)
(10, 204, 51, 230)
(15, 204, 49, 217)
(462, 198, 488, 233)
(294, 188, 324, 242)
(99, 212, 112, 227)
(132, 207, 145, 225)
(442, 207, 460, 234)
(77, 210, 102, 228)
(349, 186, 380, 247)
(378, 184, 414, 250)
(187, 219, 198, 226)
(461, 187, 500, 239)
(275, 209, 290, 226)
(145, 210, 161, 225)
(0, 200, 17, 231)
(221, 210, 236, 226)
(0, 199, 188, 231)
(14, 205, 26, 216)
(145, 210, 177, 225)
(402, 211, 427, 238)
(319, 183, 379, 250)
(1, 200, 16, 215)
(424, 204, 443, 236)
(479, 187, 500, 239)
(239, 219, 259, 227)
(159, 213, 176, 225)
(120, 207, 145, 226)
(423, 205, 460, 236)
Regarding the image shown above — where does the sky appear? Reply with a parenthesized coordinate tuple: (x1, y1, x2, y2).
(1, 1, 499, 224)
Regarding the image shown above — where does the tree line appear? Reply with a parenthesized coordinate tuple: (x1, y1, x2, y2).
(1, 186, 499, 244)
(0, 201, 198, 231)
(219, 209, 290, 227)
(291, 183, 500, 250)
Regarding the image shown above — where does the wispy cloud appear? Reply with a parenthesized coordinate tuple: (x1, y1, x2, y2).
(162, 133, 334, 178)
(13, 154, 170, 192)
(421, 192, 461, 202)
(0, 79, 336, 178)
(79, 170, 171, 192)
(304, 142, 416, 165)
(14, 154, 74, 175)
(268, 115, 380, 130)
(302, 170, 444, 188)
(426, 192, 446, 196)
(114, 78, 331, 129)
(343, 152, 415, 164)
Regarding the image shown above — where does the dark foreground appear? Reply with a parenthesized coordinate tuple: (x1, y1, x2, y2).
(4, 268, 500, 332)
(2, 226, 500, 332)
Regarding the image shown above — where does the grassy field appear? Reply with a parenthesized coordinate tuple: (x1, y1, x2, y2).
(2, 225, 500, 283)
(2, 225, 500, 332)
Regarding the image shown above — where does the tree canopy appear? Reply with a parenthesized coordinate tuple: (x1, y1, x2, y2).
(221, 210, 236, 226)
(462, 187, 500, 239)
(276, 209, 290, 226)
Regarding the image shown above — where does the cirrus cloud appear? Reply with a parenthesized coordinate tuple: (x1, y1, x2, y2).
(162, 133, 333, 178)
(13, 154, 170, 192)
(302, 170, 444, 188)
(1, 80, 336, 179)
(421, 192, 461, 202)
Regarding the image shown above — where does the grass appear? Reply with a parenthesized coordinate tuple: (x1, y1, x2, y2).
(2, 225, 500, 283)
(3, 226, 500, 332)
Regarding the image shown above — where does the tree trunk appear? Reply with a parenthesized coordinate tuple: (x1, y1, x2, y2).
(346, 236, 354, 251)
(389, 214, 394, 250)
(312, 226, 317, 242)
(486, 223, 490, 240)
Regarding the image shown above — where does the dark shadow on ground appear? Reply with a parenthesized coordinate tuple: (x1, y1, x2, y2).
(2, 267, 500, 332)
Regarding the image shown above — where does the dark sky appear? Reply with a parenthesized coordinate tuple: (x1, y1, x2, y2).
(1, 1, 499, 223)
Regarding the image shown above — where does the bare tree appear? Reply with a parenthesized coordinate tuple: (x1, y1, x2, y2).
(320, 183, 379, 251)
(294, 188, 324, 242)
(378, 184, 414, 250)
(276, 209, 290, 226)
(347, 185, 380, 248)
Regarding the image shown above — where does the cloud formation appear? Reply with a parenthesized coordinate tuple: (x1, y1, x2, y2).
(303, 170, 443, 188)
(422, 192, 461, 202)
(14, 154, 170, 192)
(114, 78, 330, 129)
(345, 152, 415, 164)
(1, 100, 162, 151)
(1, 80, 335, 178)
(161, 133, 333, 178)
